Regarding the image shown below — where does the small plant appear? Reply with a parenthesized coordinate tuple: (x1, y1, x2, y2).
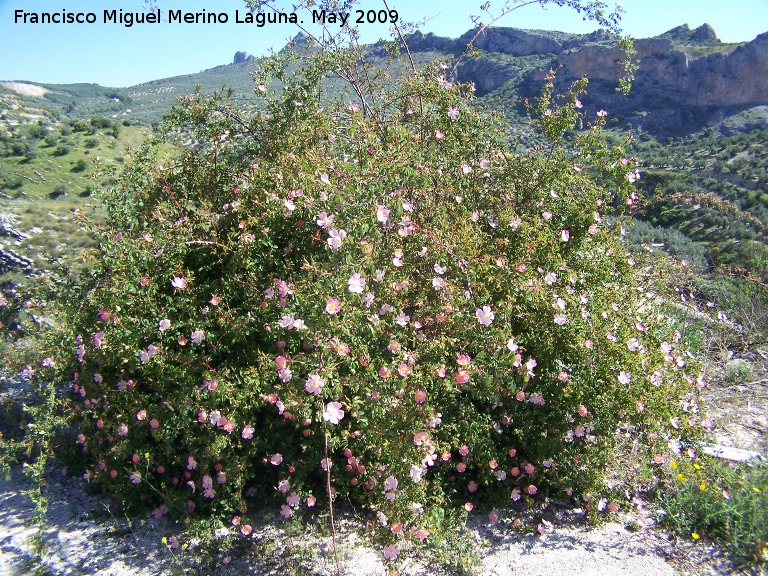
(658, 455, 768, 567)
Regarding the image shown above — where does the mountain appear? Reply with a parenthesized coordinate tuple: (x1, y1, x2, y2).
(0, 23, 767, 280)
(402, 25, 768, 134)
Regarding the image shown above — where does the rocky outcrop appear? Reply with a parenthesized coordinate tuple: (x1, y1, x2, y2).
(551, 31, 768, 110)
(413, 23, 768, 132)
(233, 51, 255, 64)
(659, 23, 719, 43)
(0, 248, 33, 272)
(407, 27, 614, 56)
(0, 215, 30, 242)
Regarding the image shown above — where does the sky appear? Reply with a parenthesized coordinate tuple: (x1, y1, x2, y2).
(0, 0, 767, 87)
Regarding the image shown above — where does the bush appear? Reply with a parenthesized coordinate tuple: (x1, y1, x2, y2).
(49, 185, 66, 199)
(36, 11, 700, 563)
(71, 158, 88, 173)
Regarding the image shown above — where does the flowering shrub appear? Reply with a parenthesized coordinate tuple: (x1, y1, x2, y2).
(50, 38, 704, 558)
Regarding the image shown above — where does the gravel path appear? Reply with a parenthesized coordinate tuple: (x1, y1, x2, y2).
(0, 465, 722, 576)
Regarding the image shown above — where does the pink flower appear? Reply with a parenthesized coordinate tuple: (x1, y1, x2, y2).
(325, 298, 341, 315)
(307, 495, 317, 507)
(118, 424, 128, 436)
(270, 453, 283, 466)
(468, 481, 479, 493)
(597, 109, 608, 117)
(459, 445, 469, 456)
(578, 404, 588, 417)
(376, 205, 390, 223)
(511, 488, 521, 501)
(456, 354, 471, 366)
(241, 524, 252, 536)
(456, 370, 470, 384)
(327, 228, 346, 250)
(316, 212, 334, 228)
(136, 410, 147, 421)
(280, 504, 293, 519)
(476, 306, 495, 326)
(435, 130, 444, 139)
(278, 479, 291, 493)
(190, 330, 204, 344)
(149, 418, 160, 429)
(305, 374, 325, 394)
(323, 401, 344, 425)
(618, 371, 631, 385)
(382, 544, 400, 560)
(171, 277, 187, 289)
(527, 484, 538, 495)
(561, 229, 570, 242)
(242, 425, 254, 439)
(210, 295, 221, 305)
(287, 492, 300, 507)
(414, 390, 427, 403)
(129, 471, 141, 484)
(554, 313, 567, 325)
(397, 364, 410, 377)
(384, 476, 398, 492)
(158, 319, 171, 332)
(378, 366, 391, 378)
(457, 463, 467, 473)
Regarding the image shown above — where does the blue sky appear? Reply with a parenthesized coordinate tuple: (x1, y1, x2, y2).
(0, 0, 766, 87)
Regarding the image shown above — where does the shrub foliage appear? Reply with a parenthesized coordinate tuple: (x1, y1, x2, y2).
(42, 29, 704, 557)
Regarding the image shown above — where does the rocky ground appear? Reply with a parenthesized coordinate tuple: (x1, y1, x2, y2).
(0, 463, 729, 576)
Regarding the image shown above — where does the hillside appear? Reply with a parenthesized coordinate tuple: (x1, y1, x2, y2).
(0, 22, 767, 283)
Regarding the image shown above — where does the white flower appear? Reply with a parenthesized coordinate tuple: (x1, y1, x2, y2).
(159, 319, 171, 332)
(544, 272, 557, 285)
(476, 306, 494, 326)
(409, 465, 424, 483)
(323, 401, 344, 425)
(618, 371, 631, 385)
(432, 277, 444, 290)
(190, 330, 205, 344)
(348, 273, 366, 294)
(171, 277, 187, 289)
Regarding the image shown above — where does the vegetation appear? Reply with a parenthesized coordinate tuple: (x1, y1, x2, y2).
(0, 1, 765, 572)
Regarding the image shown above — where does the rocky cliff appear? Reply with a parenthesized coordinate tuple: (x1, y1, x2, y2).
(233, 51, 256, 64)
(406, 24, 768, 133)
